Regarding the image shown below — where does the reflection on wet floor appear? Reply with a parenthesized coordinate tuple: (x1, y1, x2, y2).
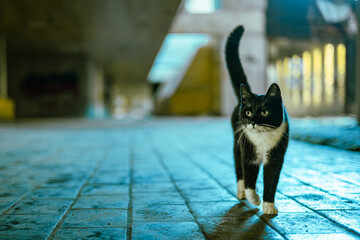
(0, 118, 359, 239)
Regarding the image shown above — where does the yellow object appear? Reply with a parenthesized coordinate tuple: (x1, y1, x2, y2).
(156, 45, 220, 115)
(0, 98, 15, 121)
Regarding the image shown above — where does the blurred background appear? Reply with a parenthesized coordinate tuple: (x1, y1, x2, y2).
(0, 0, 359, 123)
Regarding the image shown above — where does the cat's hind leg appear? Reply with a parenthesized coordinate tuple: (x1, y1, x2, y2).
(234, 143, 246, 200)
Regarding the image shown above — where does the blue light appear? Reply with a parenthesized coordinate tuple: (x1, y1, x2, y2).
(148, 34, 211, 83)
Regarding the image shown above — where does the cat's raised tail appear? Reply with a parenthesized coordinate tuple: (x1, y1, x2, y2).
(225, 25, 251, 100)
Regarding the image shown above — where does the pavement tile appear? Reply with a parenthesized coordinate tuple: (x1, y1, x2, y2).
(188, 201, 246, 218)
(0, 190, 27, 198)
(261, 212, 346, 235)
(61, 209, 127, 228)
(286, 233, 359, 240)
(8, 198, 72, 215)
(176, 179, 224, 191)
(271, 199, 311, 213)
(277, 184, 320, 197)
(0, 214, 60, 238)
(132, 182, 177, 193)
(319, 210, 360, 233)
(53, 227, 126, 240)
(132, 178, 172, 184)
(293, 192, 360, 210)
(81, 184, 129, 196)
(133, 191, 185, 205)
(89, 174, 130, 185)
(133, 204, 193, 222)
(72, 195, 128, 209)
(0, 197, 18, 214)
(336, 193, 360, 203)
(171, 172, 211, 182)
(181, 189, 238, 202)
(26, 187, 80, 199)
(42, 173, 88, 187)
(197, 215, 285, 240)
(132, 222, 204, 240)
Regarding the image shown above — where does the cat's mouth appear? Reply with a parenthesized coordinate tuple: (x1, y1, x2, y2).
(245, 124, 277, 132)
(258, 124, 277, 129)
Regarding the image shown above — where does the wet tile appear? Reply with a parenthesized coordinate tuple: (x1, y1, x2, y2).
(133, 171, 169, 182)
(61, 209, 127, 228)
(42, 174, 87, 187)
(0, 197, 18, 214)
(27, 187, 80, 199)
(197, 216, 284, 240)
(132, 222, 204, 240)
(133, 191, 185, 205)
(81, 184, 129, 196)
(0, 232, 48, 240)
(172, 172, 210, 182)
(0, 214, 60, 238)
(270, 199, 311, 213)
(53, 228, 126, 240)
(132, 182, 177, 193)
(8, 199, 72, 215)
(293, 192, 360, 210)
(133, 204, 193, 222)
(176, 179, 223, 191)
(132, 177, 171, 184)
(262, 212, 345, 235)
(189, 202, 246, 218)
(89, 174, 130, 185)
(319, 210, 360, 233)
(72, 195, 128, 209)
(286, 233, 359, 240)
(181, 189, 238, 202)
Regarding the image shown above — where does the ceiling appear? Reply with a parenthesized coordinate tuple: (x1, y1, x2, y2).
(0, 0, 181, 83)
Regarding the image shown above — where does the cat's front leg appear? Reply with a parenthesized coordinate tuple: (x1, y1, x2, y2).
(237, 179, 246, 200)
(262, 156, 284, 214)
(243, 162, 261, 206)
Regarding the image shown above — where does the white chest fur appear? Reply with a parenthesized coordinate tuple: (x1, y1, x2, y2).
(244, 123, 286, 165)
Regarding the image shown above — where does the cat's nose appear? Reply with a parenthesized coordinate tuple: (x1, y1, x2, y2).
(251, 123, 256, 128)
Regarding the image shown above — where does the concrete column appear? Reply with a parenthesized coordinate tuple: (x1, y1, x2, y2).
(0, 36, 7, 99)
(356, 3, 360, 124)
(0, 36, 14, 121)
(85, 59, 107, 118)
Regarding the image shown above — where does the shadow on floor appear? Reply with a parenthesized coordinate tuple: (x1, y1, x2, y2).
(205, 203, 279, 240)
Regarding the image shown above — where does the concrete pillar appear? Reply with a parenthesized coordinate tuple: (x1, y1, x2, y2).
(85, 60, 107, 118)
(0, 36, 14, 121)
(356, 3, 360, 124)
(0, 36, 7, 99)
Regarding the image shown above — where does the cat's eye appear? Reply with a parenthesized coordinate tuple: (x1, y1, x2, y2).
(245, 110, 252, 117)
(261, 110, 269, 117)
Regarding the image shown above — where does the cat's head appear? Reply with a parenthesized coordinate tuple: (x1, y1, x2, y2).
(239, 83, 284, 132)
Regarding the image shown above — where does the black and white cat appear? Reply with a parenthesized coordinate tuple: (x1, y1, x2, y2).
(225, 25, 289, 214)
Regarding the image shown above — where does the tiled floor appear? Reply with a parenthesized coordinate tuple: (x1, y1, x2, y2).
(0, 118, 359, 239)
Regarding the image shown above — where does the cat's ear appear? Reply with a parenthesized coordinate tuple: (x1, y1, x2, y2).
(240, 84, 251, 101)
(266, 83, 281, 97)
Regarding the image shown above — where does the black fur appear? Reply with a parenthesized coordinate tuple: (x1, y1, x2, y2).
(226, 25, 289, 205)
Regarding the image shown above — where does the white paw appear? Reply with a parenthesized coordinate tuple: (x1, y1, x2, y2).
(245, 189, 261, 206)
(236, 180, 246, 200)
(262, 202, 278, 215)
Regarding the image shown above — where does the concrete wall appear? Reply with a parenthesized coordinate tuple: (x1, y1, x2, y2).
(8, 54, 87, 117)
